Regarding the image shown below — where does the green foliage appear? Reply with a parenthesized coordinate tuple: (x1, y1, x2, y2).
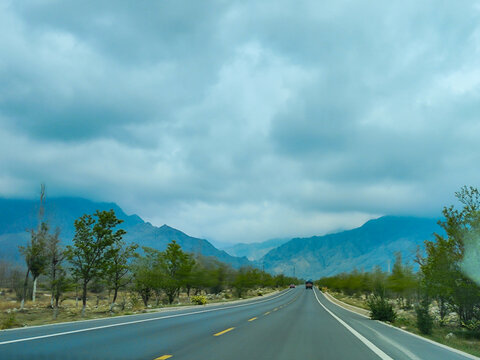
(415, 298, 433, 335)
(191, 295, 207, 305)
(66, 209, 126, 314)
(419, 186, 480, 325)
(105, 241, 138, 304)
(160, 240, 195, 304)
(1, 313, 18, 329)
(20, 223, 50, 281)
(367, 295, 397, 322)
(130, 241, 302, 307)
(462, 319, 480, 339)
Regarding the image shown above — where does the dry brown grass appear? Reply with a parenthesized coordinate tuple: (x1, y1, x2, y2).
(0, 287, 276, 329)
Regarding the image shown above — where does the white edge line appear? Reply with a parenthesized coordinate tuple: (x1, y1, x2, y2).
(0, 289, 283, 332)
(320, 290, 479, 360)
(0, 289, 292, 346)
(312, 288, 393, 360)
(322, 291, 370, 318)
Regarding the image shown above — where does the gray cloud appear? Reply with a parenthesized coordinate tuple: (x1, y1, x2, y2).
(1, 0, 480, 243)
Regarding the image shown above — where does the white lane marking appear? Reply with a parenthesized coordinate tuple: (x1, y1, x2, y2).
(357, 321, 421, 360)
(374, 319, 480, 360)
(312, 288, 393, 360)
(322, 291, 369, 318)
(320, 291, 479, 360)
(0, 290, 292, 346)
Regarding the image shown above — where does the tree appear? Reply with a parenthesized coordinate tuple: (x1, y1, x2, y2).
(387, 252, 417, 308)
(66, 210, 126, 316)
(420, 235, 455, 324)
(105, 241, 138, 310)
(19, 223, 49, 310)
(159, 241, 194, 304)
(45, 227, 68, 318)
(19, 185, 50, 310)
(420, 186, 480, 325)
(132, 247, 161, 307)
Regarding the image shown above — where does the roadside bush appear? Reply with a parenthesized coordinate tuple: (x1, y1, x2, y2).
(463, 319, 480, 339)
(367, 296, 397, 322)
(191, 295, 207, 305)
(415, 299, 433, 335)
(1, 313, 18, 329)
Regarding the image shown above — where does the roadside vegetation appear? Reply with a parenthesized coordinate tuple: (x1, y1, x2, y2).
(0, 185, 300, 330)
(317, 186, 480, 357)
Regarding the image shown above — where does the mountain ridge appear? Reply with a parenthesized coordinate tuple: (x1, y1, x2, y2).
(0, 197, 251, 268)
(259, 216, 441, 279)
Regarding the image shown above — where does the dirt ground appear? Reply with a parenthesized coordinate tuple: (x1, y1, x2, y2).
(0, 287, 275, 330)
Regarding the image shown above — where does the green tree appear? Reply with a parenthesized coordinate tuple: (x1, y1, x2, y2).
(45, 227, 69, 318)
(66, 210, 126, 316)
(421, 186, 480, 324)
(132, 248, 160, 307)
(19, 185, 49, 310)
(106, 241, 138, 310)
(387, 253, 417, 308)
(19, 223, 49, 310)
(159, 241, 195, 304)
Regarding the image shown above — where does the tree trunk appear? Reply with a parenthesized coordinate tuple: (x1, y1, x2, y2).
(32, 277, 37, 302)
(81, 282, 88, 317)
(112, 287, 118, 304)
(21, 269, 30, 311)
(75, 284, 79, 308)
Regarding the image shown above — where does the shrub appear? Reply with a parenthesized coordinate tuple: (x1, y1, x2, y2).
(415, 299, 433, 335)
(1, 313, 18, 329)
(191, 295, 207, 305)
(367, 295, 397, 322)
(463, 319, 480, 339)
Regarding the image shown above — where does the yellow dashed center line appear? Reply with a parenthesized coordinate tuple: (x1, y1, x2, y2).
(214, 327, 235, 336)
(154, 355, 172, 360)
(273, 308, 278, 311)
(264, 311, 271, 315)
(248, 317, 257, 322)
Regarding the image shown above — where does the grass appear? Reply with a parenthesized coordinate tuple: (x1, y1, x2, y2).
(326, 291, 480, 358)
(0, 287, 277, 330)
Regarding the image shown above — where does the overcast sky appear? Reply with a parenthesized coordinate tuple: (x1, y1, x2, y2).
(1, 1, 480, 244)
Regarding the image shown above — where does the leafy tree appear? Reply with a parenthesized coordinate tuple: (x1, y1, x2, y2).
(159, 241, 195, 304)
(387, 253, 418, 308)
(132, 251, 156, 307)
(420, 235, 455, 324)
(106, 241, 138, 310)
(45, 227, 69, 318)
(66, 210, 126, 316)
(19, 223, 49, 310)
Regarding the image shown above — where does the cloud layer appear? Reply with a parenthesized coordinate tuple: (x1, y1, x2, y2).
(2, 0, 480, 243)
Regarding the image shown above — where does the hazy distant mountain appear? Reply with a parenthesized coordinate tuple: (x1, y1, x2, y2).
(0, 197, 251, 268)
(260, 216, 440, 279)
(223, 238, 290, 261)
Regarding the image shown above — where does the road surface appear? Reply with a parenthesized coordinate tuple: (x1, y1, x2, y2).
(0, 287, 477, 359)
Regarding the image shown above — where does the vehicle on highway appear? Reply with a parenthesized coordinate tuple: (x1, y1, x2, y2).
(289, 284, 296, 288)
(305, 279, 313, 289)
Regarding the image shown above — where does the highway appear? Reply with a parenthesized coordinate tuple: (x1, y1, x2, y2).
(0, 286, 477, 360)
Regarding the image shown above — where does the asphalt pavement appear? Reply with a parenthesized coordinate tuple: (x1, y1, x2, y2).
(0, 287, 477, 360)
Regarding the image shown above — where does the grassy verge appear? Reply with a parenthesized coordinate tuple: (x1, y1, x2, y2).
(0, 287, 277, 330)
(326, 291, 480, 358)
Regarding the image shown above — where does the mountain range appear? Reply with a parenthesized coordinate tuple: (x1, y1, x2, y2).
(258, 216, 440, 278)
(221, 238, 290, 261)
(0, 197, 442, 279)
(0, 197, 251, 268)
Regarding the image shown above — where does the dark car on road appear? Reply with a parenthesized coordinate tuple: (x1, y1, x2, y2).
(305, 279, 313, 289)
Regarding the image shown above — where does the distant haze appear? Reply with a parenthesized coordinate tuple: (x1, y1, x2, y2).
(1, 1, 479, 243)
